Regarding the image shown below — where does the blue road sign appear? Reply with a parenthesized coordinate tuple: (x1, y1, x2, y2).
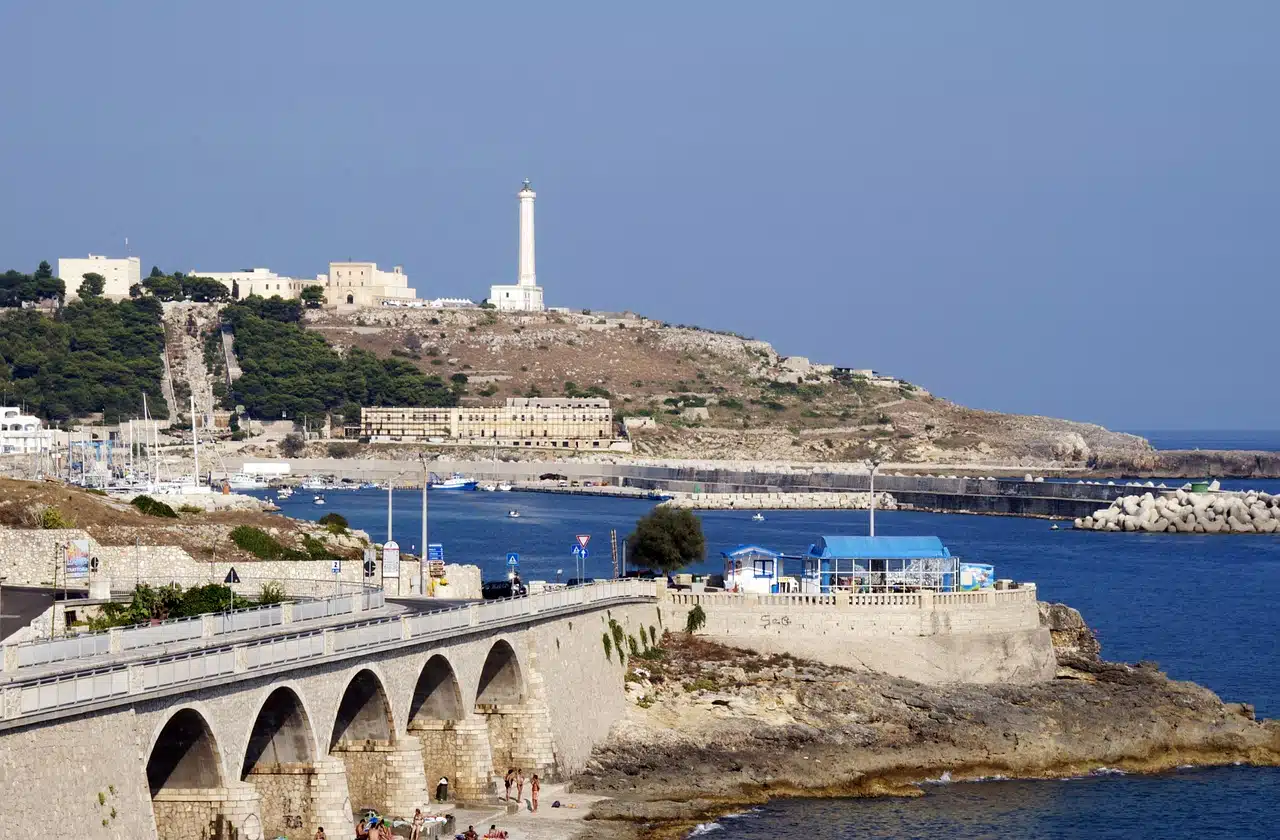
(571, 544, 583, 558)
(427, 544, 444, 561)
(507, 552, 520, 566)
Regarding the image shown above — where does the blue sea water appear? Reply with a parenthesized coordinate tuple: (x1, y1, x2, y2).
(258, 487, 1280, 839)
(1128, 429, 1280, 452)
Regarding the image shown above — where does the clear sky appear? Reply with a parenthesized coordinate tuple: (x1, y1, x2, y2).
(2, 1, 1276, 431)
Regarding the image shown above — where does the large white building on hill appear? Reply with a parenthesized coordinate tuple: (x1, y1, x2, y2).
(319, 261, 418, 307)
(57, 255, 141, 299)
(186, 267, 313, 299)
(489, 180, 545, 311)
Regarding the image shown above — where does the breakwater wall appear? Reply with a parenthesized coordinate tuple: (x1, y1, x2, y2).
(664, 491, 897, 511)
(234, 457, 1165, 519)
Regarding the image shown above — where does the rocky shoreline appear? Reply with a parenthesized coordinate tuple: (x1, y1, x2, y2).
(570, 606, 1280, 840)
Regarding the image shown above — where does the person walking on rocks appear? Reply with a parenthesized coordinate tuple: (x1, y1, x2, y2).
(531, 774, 541, 813)
(516, 769, 526, 806)
(503, 768, 515, 802)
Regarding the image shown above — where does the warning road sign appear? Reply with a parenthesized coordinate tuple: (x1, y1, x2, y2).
(575, 534, 591, 549)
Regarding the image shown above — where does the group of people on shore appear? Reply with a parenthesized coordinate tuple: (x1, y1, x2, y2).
(502, 768, 541, 812)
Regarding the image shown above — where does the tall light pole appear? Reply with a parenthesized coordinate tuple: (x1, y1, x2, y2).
(867, 459, 883, 537)
(387, 470, 408, 545)
(427, 453, 437, 596)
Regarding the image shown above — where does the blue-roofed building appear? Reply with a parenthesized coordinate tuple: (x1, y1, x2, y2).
(806, 535, 967, 593)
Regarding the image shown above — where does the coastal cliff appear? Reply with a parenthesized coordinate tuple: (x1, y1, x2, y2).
(573, 606, 1280, 838)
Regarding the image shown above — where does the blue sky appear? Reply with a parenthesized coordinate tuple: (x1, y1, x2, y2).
(2, 1, 1276, 430)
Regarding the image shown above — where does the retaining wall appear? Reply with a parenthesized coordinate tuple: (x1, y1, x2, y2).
(665, 588, 1055, 684)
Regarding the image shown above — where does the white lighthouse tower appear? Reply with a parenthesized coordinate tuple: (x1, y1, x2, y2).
(490, 179, 545, 311)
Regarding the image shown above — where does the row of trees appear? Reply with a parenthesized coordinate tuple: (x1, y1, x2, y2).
(0, 261, 65, 306)
(0, 295, 169, 422)
(223, 296, 459, 419)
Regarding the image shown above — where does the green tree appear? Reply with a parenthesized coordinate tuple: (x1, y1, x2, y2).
(280, 433, 305, 457)
(78, 272, 106, 298)
(150, 265, 165, 278)
(300, 285, 326, 308)
(34, 261, 53, 280)
(627, 507, 706, 574)
(181, 276, 230, 302)
(142, 275, 183, 301)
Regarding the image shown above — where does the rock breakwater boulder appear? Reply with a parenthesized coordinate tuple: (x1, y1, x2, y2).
(1074, 489, 1280, 534)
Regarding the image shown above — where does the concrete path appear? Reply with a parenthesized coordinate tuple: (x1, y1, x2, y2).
(450, 784, 605, 840)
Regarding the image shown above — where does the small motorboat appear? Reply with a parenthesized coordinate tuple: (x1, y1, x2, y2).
(752, 513, 766, 522)
(497, 483, 513, 492)
(277, 487, 293, 499)
(1050, 523, 1060, 530)
(507, 510, 521, 518)
(313, 494, 326, 506)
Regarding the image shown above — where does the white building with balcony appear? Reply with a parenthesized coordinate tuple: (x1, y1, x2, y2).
(187, 267, 316, 300)
(0, 407, 52, 454)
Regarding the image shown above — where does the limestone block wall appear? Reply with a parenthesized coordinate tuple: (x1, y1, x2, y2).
(409, 723, 458, 797)
(668, 592, 1055, 684)
(0, 528, 369, 596)
(522, 602, 656, 778)
(332, 744, 391, 813)
(394, 561, 482, 599)
(150, 789, 228, 840)
(246, 766, 314, 839)
(0, 706, 157, 840)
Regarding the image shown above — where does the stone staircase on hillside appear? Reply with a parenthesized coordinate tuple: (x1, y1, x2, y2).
(161, 302, 222, 425)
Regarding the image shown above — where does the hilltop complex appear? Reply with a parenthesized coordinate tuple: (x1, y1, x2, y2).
(56, 179, 547, 311)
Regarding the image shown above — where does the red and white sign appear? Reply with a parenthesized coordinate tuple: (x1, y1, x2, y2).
(575, 534, 591, 549)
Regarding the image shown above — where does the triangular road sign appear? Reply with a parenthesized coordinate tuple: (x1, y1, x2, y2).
(224, 567, 241, 585)
(576, 534, 591, 549)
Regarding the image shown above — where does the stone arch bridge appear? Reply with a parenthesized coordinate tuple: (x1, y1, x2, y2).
(0, 584, 661, 840)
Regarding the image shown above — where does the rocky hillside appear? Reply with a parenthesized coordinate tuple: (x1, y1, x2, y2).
(0, 479, 365, 564)
(301, 307, 1151, 468)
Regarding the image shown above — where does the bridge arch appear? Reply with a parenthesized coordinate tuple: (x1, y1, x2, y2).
(410, 654, 465, 723)
(241, 685, 317, 775)
(476, 639, 525, 706)
(146, 706, 225, 793)
(329, 667, 395, 750)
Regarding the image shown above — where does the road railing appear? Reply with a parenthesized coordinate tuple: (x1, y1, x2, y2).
(2, 579, 657, 724)
(4, 587, 384, 673)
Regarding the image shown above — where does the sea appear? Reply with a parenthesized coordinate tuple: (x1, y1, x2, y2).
(253, 433, 1280, 840)
(1128, 429, 1280, 453)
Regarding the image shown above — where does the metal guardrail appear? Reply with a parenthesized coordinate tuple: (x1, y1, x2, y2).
(2, 579, 656, 724)
(6, 589, 379, 672)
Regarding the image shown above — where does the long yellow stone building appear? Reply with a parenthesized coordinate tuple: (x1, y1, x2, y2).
(360, 398, 623, 450)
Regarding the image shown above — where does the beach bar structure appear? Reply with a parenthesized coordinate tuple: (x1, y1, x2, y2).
(806, 536, 963, 594)
(721, 545, 805, 594)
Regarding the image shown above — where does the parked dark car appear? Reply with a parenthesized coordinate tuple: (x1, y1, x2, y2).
(566, 577, 596, 587)
(539, 472, 568, 481)
(481, 580, 526, 599)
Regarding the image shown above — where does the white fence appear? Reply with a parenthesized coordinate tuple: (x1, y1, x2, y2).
(2, 579, 656, 724)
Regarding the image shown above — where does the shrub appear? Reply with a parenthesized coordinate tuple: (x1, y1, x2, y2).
(177, 504, 203, 514)
(685, 604, 707, 634)
(131, 495, 178, 518)
(326, 442, 358, 459)
(628, 635, 639, 657)
(602, 633, 612, 661)
(281, 433, 305, 457)
(258, 581, 287, 605)
(230, 525, 283, 559)
(39, 506, 72, 529)
(318, 512, 349, 533)
(650, 624, 658, 645)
